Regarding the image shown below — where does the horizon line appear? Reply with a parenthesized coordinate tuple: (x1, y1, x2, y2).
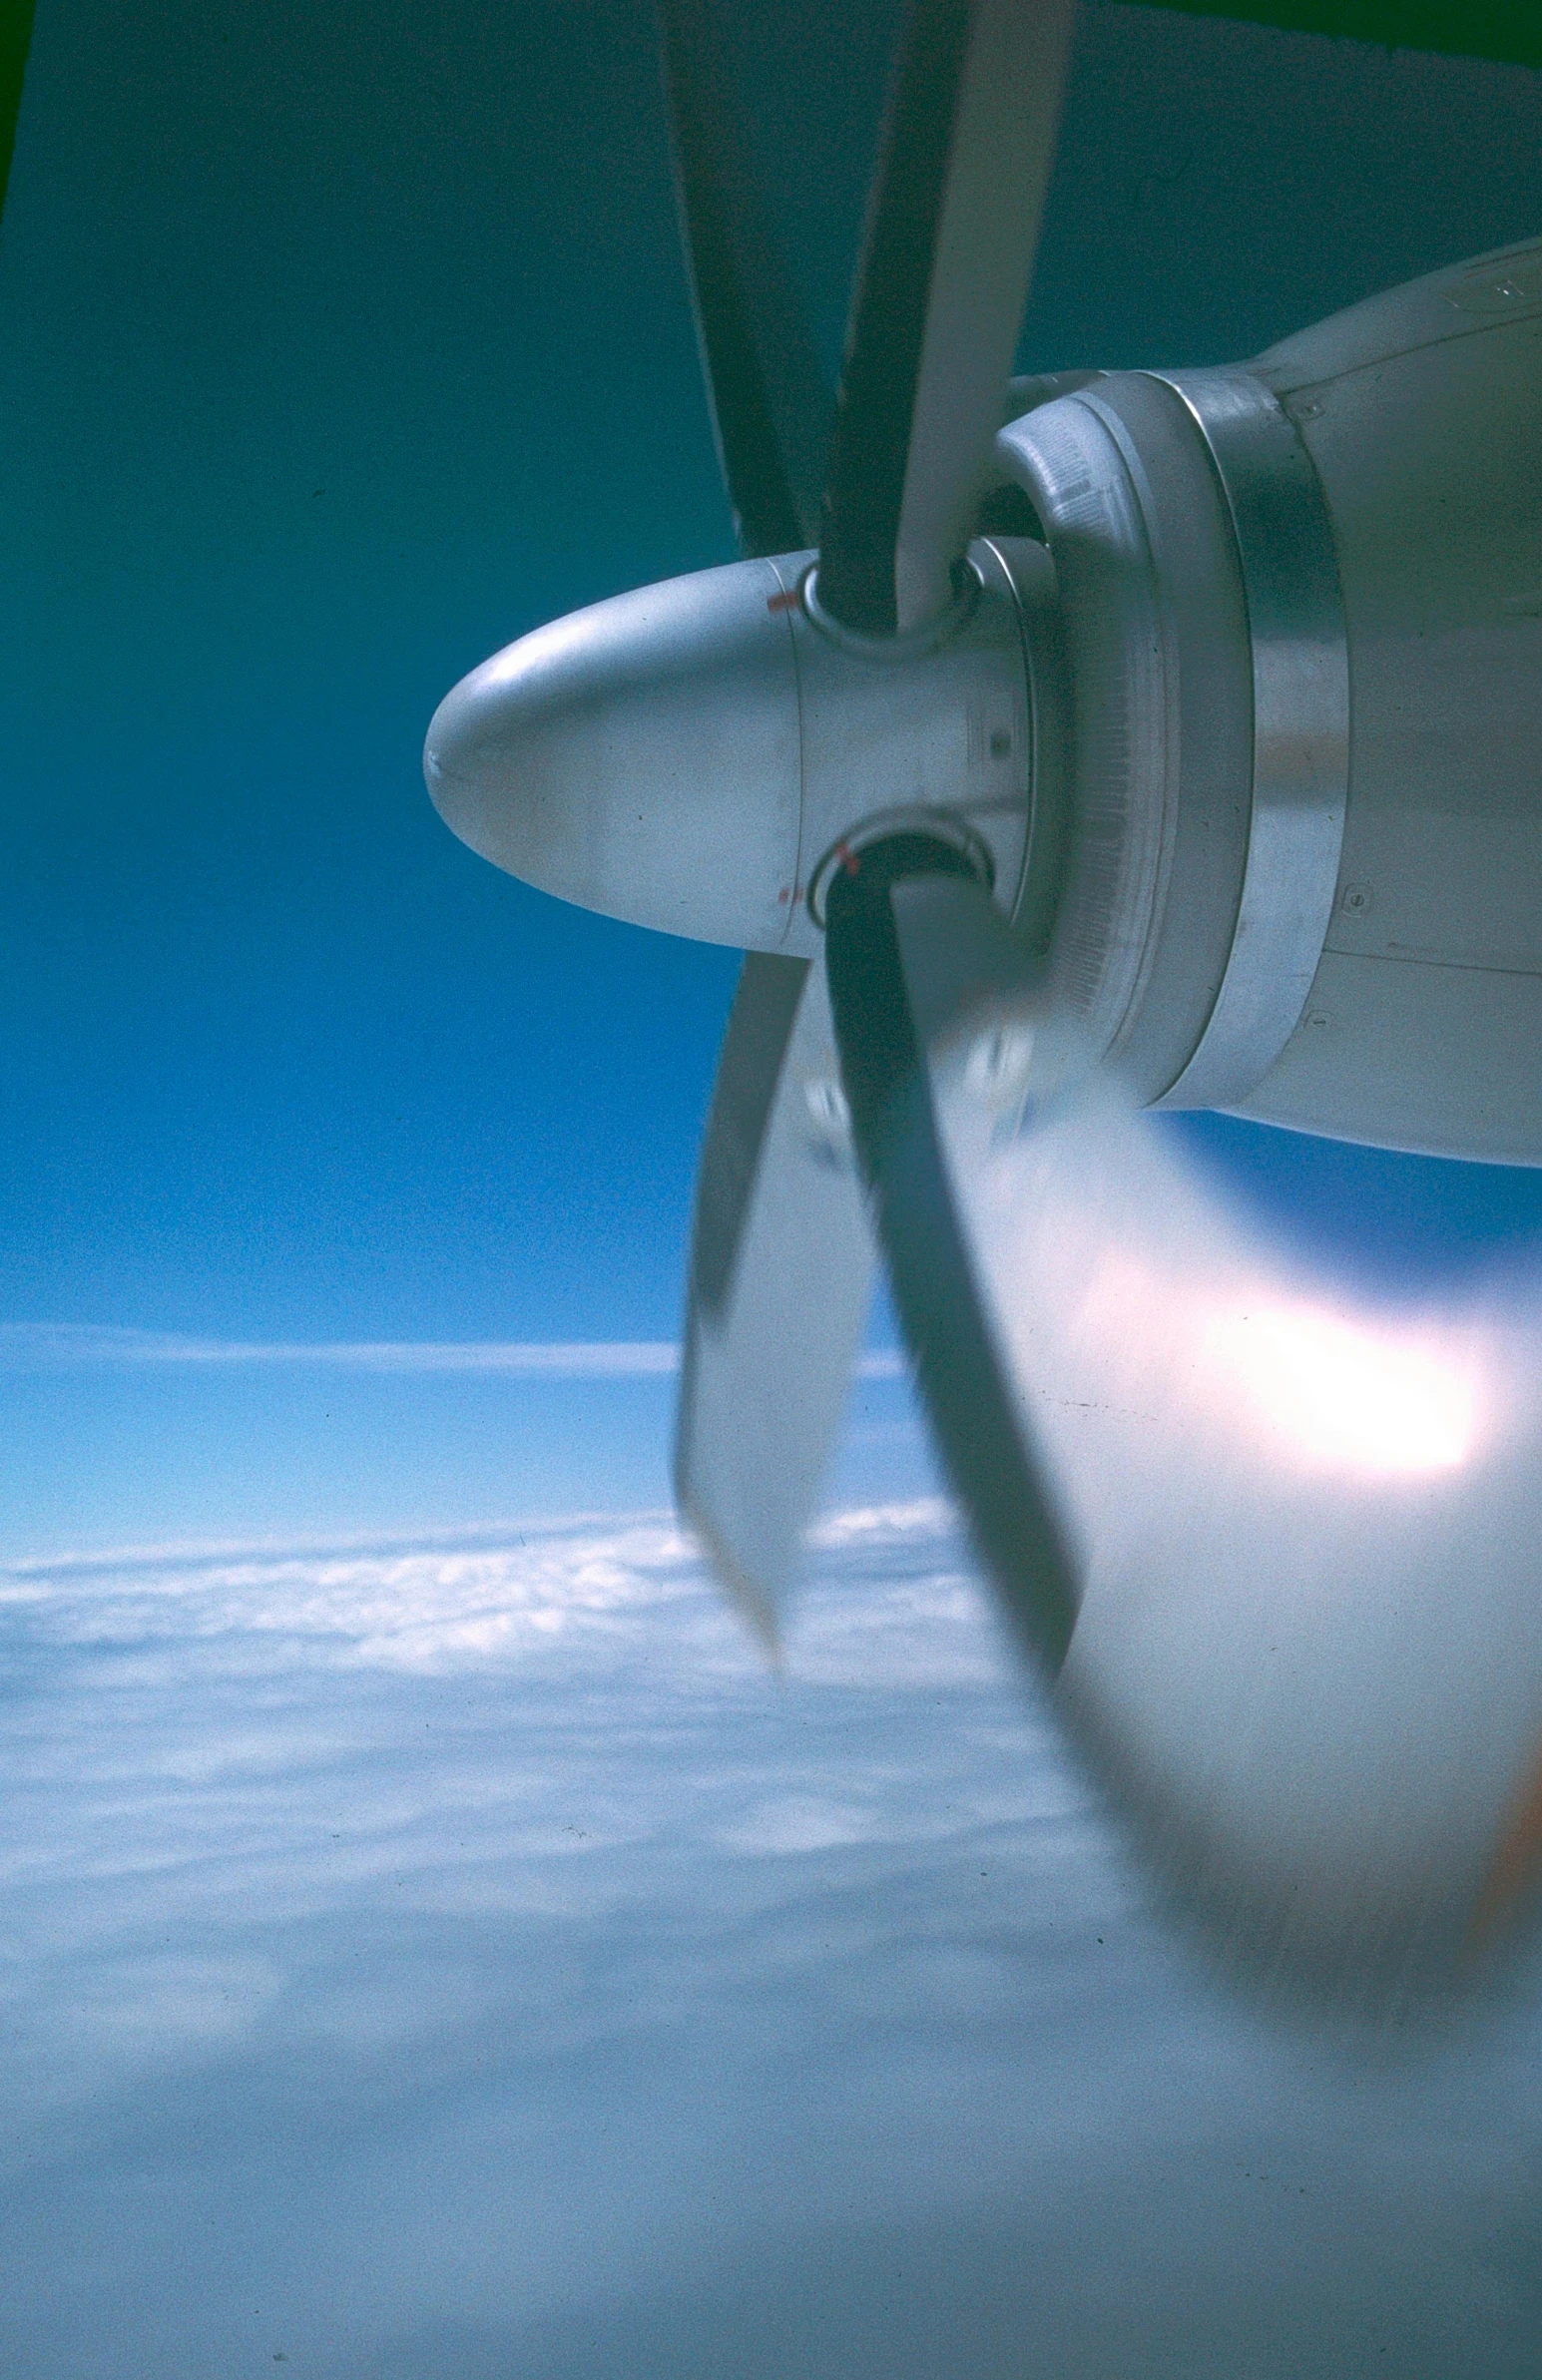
(0, 1493, 954, 1585)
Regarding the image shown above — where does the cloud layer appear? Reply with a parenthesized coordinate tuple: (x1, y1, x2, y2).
(2, 1502, 1542, 2378)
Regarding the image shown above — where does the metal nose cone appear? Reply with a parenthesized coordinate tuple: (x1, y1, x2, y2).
(424, 557, 804, 950)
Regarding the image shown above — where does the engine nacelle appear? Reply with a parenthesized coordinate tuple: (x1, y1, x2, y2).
(1001, 235, 1542, 1164)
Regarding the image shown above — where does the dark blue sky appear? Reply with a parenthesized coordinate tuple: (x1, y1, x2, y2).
(2, 0, 1541, 1523)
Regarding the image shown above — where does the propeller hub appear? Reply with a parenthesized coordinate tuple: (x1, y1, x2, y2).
(425, 558, 803, 950)
(425, 539, 1045, 957)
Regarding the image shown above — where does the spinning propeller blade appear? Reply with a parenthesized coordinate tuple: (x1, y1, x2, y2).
(675, 951, 875, 1643)
(818, 0, 1075, 635)
(823, 839, 1078, 1670)
(665, 0, 1076, 1617)
(827, 837, 1542, 1997)
(658, 0, 833, 555)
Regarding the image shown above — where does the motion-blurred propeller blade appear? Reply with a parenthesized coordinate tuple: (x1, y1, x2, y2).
(676, 951, 876, 1645)
(817, 0, 1075, 635)
(658, 0, 834, 556)
(831, 842, 1542, 1996)
(823, 838, 1079, 1670)
(941, 1068, 1542, 1996)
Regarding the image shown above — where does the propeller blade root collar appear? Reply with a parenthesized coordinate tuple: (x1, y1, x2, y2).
(806, 810, 994, 931)
(801, 554, 982, 661)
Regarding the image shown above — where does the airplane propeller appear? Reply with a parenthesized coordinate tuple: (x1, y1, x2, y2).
(427, 0, 1542, 1995)
(814, 0, 1072, 638)
(670, 0, 1074, 1647)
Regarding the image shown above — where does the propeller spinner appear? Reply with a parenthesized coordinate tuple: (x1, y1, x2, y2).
(427, 0, 1542, 1995)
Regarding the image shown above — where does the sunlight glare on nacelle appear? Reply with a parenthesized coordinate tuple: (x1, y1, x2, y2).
(1204, 1300, 1478, 1476)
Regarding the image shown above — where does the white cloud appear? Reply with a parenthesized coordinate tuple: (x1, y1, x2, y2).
(0, 1322, 683, 1375)
(0, 1324, 909, 1380)
(718, 1795, 886, 1856)
(0, 1502, 1014, 1709)
(808, 1497, 952, 1549)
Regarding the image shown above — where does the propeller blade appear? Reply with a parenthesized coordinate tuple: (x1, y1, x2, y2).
(823, 838, 1078, 1670)
(828, 840, 1542, 1998)
(817, 0, 1075, 636)
(676, 950, 876, 1645)
(934, 1065, 1542, 1999)
(658, 0, 834, 556)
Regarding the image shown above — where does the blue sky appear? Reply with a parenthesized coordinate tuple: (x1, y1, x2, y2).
(4, 0, 1542, 1549)
(4, 3, 1542, 2369)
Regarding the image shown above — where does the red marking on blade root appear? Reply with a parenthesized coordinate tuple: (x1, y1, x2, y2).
(766, 588, 799, 614)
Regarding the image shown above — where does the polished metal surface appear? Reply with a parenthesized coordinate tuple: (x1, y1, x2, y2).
(1148, 367, 1348, 1113)
(782, 536, 1033, 959)
(424, 536, 1035, 960)
(1241, 239, 1542, 1161)
(1018, 371, 1259, 1107)
(994, 391, 1178, 1068)
(424, 556, 803, 953)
